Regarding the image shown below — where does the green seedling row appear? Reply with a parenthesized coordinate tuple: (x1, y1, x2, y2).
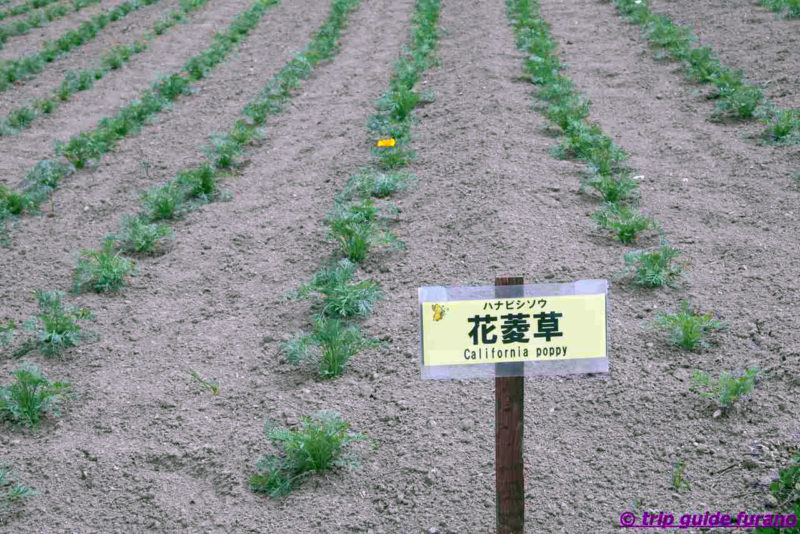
(611, 0, 800, 143)
(505, 0, 685, 288)
(0, 0, 278, 243)
(0, 463, 38, 510)
(0, 0, 101, 49)
(759, 0, 800, 19)
(282, 0, 440, 385)
(0, 0, 64, 21)
(0, 0, 164, 92)
(0, 0, 211, 137)
(76, 0, 363, 293)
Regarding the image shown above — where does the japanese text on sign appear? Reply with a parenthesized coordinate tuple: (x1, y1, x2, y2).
(421, 293, 606, 367)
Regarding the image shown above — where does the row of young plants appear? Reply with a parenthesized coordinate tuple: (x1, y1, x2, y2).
(507, 0, 789, 518)
(759, 0, 800, 19)
(506, 0, 765, 410)
(0, 0, 366, 514)
(0, 0, 70, 21)
(0, 0, 279, 244)
(0, 0, 163, 92)
(69, 0, 364, 291)
(0, 0, 211, 137)
(610, 0, 799, 145)
(0, 0, 101, 49)
(250, 0, 441, 499)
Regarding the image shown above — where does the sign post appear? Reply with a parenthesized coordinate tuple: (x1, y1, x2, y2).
(419, 278, 609, 533)
(494, 277, 525, 534)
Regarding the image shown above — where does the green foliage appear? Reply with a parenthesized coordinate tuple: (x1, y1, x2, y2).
(652, 300, 726, 350)
(713, 84, 764, 120)
(340, 168, 415, 200)
(373, 146, 416, 170)
(250, 411, 365, 497)
(756, 454, 800, 534)
(142, 182, 186, 221)
(0, 464, 38, 511)
(106, 214, 172, 253)
(295, 260, 383, 319)
(283, 317, 377, 378)
(760, 0, 800, 18)
(7, 107, 35, 129)
(592, 202, 659, 243)
(670, 460, 690, 492)
(0, 320, 15, 346)
(189, 370, 219, 395)
(621, 244, 683, 288)
(691, 367, 760, 412)
(761, 110, 800, 145)
(6, 0, 274, 231)
(327, 199, 403, 262)
(0, 0, 101, 48)
(685, 46, 721, 83)
(72, 244, 135, 293)
(645, 15, 694, 59)
(177, 164, 217, 200)
(0, 362, 70, 427)
(610, 0, 784, 124)
(206, 134, 244, 169)
(0, 0, 163, 92)
(18, 290, 94, 357)
(580, 170, 638, 203)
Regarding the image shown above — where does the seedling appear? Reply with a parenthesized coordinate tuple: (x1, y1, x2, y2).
(685, 46, 721, 83)
(106, 214, 172, 253)
(283, 316, 377, 379)
(580, 170, 639, 203)
(177, 165, 217, 200)
(621, 244, 683, 288)
(142, 182, 186, 221)
(189, 370, 219, 395)
(340, 168, 415, 200)
(72, 243, 135, 292)
(756, 454, 800, 534)
(372, 146, 416, 170)
(761, 110, 800, 145)
(0, 320, 15, 345)
(760, 0, 800, 19)
(294, 259, 383, 319)
(652, 300, 726, 351)
(713, 84, 764, 120)
(670, 460, 690, 492)
(592, 203, 659, 243)
(326, 199, 403, 262)
(690, 367, 760, 413)
(250, 410, 365, 497)
(0, 361, 70, 427)
(0, 465, 37, 510)
(15, 290, 94, 357)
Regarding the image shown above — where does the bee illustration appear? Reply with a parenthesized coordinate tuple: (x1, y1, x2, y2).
(431, 304, 448, 322)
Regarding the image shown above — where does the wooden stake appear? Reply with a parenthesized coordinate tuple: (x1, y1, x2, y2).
(495, 276, 525, 534)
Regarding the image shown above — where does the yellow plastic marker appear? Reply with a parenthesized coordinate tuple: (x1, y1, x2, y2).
(375, 138, 396, 148)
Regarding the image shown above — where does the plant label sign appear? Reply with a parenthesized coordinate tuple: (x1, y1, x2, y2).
(419, 280, 608, 379)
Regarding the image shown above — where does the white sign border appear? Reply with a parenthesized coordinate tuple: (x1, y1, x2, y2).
(419, 280, 609, 380)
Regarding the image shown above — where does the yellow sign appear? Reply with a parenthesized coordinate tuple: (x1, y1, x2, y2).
(421, 293, 606, 367)
(375, 138, 396, 148)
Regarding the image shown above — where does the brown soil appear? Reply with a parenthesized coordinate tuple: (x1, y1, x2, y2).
(1, 0, 798, 532)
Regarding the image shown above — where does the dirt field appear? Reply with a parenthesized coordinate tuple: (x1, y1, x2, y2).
(1, 0, 798, 532)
